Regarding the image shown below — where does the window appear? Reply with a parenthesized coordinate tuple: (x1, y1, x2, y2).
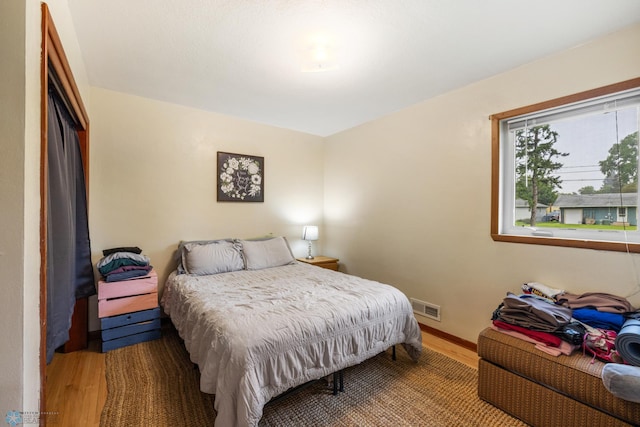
(491, 78, 640, 252)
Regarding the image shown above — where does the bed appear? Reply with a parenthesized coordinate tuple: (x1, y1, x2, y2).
(161, 237, 422, 427)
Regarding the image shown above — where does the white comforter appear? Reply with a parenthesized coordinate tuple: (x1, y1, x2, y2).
(161, 262, 422, 427)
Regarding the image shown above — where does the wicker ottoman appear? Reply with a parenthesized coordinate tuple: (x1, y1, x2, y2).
(477, 327, 640, 427)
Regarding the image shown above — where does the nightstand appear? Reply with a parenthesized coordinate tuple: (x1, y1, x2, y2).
(297, 256, 339, 271)
(97, 269, 161, 352)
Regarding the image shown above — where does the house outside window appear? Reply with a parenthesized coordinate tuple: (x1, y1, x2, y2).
(491, 78, 640, 252)
(554, 194, 636, 226)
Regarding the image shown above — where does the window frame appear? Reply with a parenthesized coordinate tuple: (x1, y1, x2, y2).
(490, 77, 640, 253)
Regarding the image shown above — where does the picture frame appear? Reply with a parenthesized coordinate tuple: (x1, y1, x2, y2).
(216, 152, 264, 202)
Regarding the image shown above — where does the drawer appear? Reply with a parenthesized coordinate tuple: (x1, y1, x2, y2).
(101, 329, 161, 352)
(101, 318, 161, 341)
(318, 262, 338, 270)
(98, 270, 157, 300)
(98, 292, 158, 318)
(101, 307, 161, 330)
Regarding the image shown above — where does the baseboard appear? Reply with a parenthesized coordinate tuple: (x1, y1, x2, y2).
(89, 318, 476, 352)
(419, 323, 477, 353)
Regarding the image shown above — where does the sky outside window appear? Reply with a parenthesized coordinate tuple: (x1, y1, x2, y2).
(541, 107, 638, 195)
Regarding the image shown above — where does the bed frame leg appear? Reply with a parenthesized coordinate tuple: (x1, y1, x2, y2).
(332, 370, 345, 395)
(392, 345, 396, 361)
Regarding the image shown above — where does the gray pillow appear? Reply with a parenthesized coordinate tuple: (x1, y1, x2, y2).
(602, 363, 640, 403)
(239, 236, 295, 270)
(175, 238, 234, 274)
(181, 241, 244, 275)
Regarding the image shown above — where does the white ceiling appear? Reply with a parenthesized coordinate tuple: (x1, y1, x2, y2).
(67, 0, 640, 137)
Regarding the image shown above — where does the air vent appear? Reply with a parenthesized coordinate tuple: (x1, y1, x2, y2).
(410, 298, 441, 322)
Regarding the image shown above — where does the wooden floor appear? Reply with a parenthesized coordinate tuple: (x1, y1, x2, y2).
(45, 340, 107, 426)
(45, 329, 479, 426)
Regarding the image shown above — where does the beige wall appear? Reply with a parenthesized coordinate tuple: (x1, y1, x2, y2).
(324, 23, 640, 343)
(0, 1, 29, 415)
(87, 87, 325, 330)
(0, 0, 90, 414)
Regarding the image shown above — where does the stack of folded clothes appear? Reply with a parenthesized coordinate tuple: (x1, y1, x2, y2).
(96, 246, 153, 282)
(492, 290, 580, 357)
(491, 283, 639, 364)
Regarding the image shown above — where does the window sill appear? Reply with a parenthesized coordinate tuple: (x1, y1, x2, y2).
(491, 233, 640, 253)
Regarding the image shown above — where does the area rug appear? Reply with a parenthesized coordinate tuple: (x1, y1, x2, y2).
(100, 325, 525, 426)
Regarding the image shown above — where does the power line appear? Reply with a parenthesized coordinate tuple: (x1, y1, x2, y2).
(561, 178, 606, 182)
(558, 164, 601, 169)
(559, 169, 601, 174)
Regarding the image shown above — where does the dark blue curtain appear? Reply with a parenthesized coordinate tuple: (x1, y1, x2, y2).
(46, 87, 95, 364)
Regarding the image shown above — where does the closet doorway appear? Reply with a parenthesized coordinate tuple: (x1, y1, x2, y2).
(40, 3, 93, 416)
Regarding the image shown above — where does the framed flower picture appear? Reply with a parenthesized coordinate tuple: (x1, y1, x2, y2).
(217, 152, 264, 202)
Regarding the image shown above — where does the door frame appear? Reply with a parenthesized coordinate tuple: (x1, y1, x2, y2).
(40, 4, 90, 422)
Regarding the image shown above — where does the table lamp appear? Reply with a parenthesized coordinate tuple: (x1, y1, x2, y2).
(302, 225, 318, 259)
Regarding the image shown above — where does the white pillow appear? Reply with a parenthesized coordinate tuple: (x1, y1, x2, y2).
(240, 236, 295, 270)
(181, 241, 244, 275)
(602, 363, 640, 403)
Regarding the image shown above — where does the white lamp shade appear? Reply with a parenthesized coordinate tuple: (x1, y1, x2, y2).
(302, 225, 319, 241)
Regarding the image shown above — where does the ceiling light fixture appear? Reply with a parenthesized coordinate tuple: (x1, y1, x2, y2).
(300, 34, 339, 73)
